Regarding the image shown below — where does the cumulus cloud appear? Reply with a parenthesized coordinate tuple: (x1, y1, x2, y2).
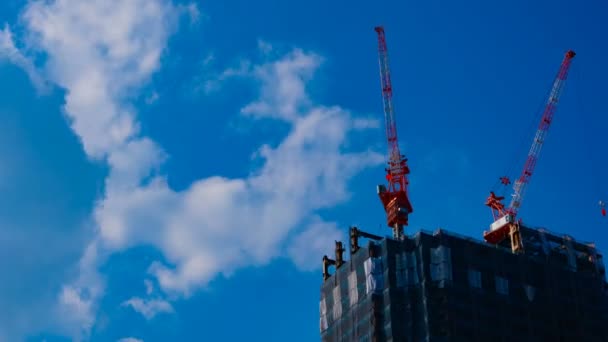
(179, 3, 201, 23)
(57, 241, 104, 338)
(201, 58, 252, 94)
(0, 24, 47, 92)
(144, 91, 159, 105)
(93, 99, 382, 298)
(3, 0, 183, 336)
(288, 218, 345, 271)
(118, 338, 143, 342)
(3, 0, 383, 336)
(20, 0, 179, 159)
(241, 49, 322, 122)
(123, 297, 174, 320)
(144, 279, 155, 295)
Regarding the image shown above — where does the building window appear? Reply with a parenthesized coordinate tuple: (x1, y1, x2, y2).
(395, 253, 407, 288)
(348, 271, 359, 307)
(384, 322, 392, 338)
(430, 246, 453, 285)
(319, 297, 328, 332)
(406, 251, 419, 285)
(495, 276, 509, 295)
(468, 269, 481, 288)
(524, 284, 536, 301)
(364, 257, 384, 294)
(332, 286, 342, 320)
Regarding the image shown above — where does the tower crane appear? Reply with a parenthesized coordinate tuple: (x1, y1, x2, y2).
(374, 26, 413, 240)
(485, 50, 576, 253)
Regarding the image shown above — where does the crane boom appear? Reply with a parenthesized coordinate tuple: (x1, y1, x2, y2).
(376, 27, 404, 181)
(484, 50, 576, 251)
(374, 26, 413, 240)
(508, 50, 576, 215)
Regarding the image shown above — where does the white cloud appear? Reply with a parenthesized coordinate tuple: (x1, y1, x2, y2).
(0, 24, 47, 92)
(3, 0, 383, 336)
(257, 39, 273, 55)
(20, 0, 179, 159)
(4, 0, 182, 336)
(145, 91, 159, 105)
(179, 3, 201, 24)
(59, 287, 95, 334)
(123, 297, 174, 320)
(200, 58, 252, 94)
(57, 241, 104, 340)
(91, 50, 383, 299)
(118, 338, 143, 342)
(353, 117, 381, 129)
(241, 49, 322, 122)
(202, 53, 215, 66)
(288, 218, 346, 271)
(144, 279, 155, 295)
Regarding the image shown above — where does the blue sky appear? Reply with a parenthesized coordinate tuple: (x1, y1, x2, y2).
(0, 0, 607, 341)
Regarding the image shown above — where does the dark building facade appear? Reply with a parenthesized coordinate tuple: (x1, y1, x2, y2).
(319, 226, 608, 341)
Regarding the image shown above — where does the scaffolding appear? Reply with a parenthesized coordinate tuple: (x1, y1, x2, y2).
(320, 227, 608, 341)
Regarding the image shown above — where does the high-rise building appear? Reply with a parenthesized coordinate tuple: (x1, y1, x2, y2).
(319, 226, 608, 341)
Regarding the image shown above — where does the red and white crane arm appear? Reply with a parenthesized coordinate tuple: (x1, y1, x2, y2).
(374, 27, 412, 238)
(484, 50, 576, 246)
(508, 50, 576, 216)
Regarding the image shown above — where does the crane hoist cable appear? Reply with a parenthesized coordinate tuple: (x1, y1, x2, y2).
(490, 89, 552, 195)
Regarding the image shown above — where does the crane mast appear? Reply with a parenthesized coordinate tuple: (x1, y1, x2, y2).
(485, 50, 576, 252)
(374, 26, 413, 240)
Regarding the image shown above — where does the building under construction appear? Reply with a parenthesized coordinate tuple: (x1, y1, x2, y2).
(319, 26, 608, 342)
(320, 226, 608, 341)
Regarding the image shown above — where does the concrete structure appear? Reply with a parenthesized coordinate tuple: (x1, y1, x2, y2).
(319, 226, 608, 341)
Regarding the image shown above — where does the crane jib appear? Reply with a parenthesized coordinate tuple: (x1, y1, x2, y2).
(506, 51, 575, 214)
(484, 50, 575, 248)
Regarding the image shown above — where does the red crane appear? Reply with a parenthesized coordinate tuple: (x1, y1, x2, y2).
(374, 26, 413, 240)
(485, 50, 576, 252)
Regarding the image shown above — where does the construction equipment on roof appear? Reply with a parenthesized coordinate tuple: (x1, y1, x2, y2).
(350, 226, 382, 254)
(322, 255, 335, 281)
(322, 241, 347, 282)
(335, 241, 345, 268)
(323, 227, 382, 282)
(374, 26, 413, 241)
(484, 50, 576, 253)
